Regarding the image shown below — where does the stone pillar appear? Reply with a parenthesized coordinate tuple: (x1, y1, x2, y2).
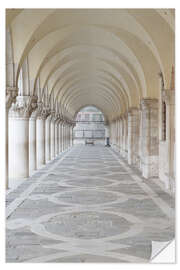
(62, 122, 65, 151)
(140, 99, 159, 178)
(116, 120, 119, 150)
(127, 107, 140, 166)
(163, 90, 175, 190)
(29, 113, 37, 174)
(8, 96, 30, 185)
(29, 97, 38, 175)
(67, 124, 70, 148)
(50, 117, 55, 159)
(59, 121, 63, 152)
(66, 124, 69, 149)
(119, 118, 123, 154)
(6, 87, 17, 188)
(64, 123, 67, 149)
(104, 124, 110, 146)
(45, 115, 51, 163)
(115, 121, 117, 148)
(54, 119, 58, 156)
(71, 123, 75, 146)
(54, 117, 60, 156)
(61, 123, 64, 151)
(110, 122, 113, 146)
(36, 115, 45, 169)
(122, 115, 127, 158)
(112, 121, 116, 147)
(116, 120, 118, 149)
(57, 118, 61, 155)
(69, 123, 72, 147)
(65, 124, 68, 149)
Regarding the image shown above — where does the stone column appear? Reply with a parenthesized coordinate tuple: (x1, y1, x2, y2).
(45, 114, 51, 163)
(112, 121, 115, 147)
(104, 124, 110, 146)
(64, 123, 67, 150)
(50, 115, 55, 159)
(138, 106, 143, 171)
(125, 114, 128, 159)
(54, 119, 58, 156)
(28, 96, 38, 175)
(71, 123, 75, 146)
(69, 124, 72, 147)
(54, 116, 60, 156)
(29, 115, 36, 174)
(61, 122, 64, 151)
(66, 123, 69, 149)
(36, 113, 45, 169)
(140, 99, 159, 178)
(65, 124, 68, 149)
(6, 87, 17, 188)
(115, 120, 117, 148)
(119, 118, 123, 154)
(56, 119, 60, 155)
(63, 123, 66, 150)
(127, 107, 140, 166)
(163, 90, 175, 190)
(116, 119, 119, 151)
(116, 120, 118, 149)
(67, 123, 70, 148)
(122, 115, 127, 158)
(8, 96, 30, 185)
(59, 121, 63, 152)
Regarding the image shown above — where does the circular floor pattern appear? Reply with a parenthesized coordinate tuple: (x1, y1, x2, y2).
(73, 164, 107, 170)
(55, 190, 118, 205)
(66, 178, 113, 187)
(67, 170, 109, 177)
(44, 211, 132, 239)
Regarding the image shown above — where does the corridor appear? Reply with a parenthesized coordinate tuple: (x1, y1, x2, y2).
(6, 145, 175, 263)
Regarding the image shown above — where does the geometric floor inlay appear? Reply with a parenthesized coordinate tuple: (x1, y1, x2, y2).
(6, 144, 175, 263)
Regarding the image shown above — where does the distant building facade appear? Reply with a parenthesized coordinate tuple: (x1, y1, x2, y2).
(73, 107, 105, 144)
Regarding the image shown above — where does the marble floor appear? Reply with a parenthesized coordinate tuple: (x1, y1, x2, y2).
(6, 145, 175, 263)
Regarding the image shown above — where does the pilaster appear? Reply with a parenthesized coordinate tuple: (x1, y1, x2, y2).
(140, 98, 159, 178)
(127, 107, 140, 166)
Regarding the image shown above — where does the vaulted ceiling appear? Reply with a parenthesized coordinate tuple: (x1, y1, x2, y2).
(6, 9, 175, 122)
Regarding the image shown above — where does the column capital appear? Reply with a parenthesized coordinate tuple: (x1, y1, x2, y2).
(141, 98, 158, 110)
(128, 107, 139, 116)
(54, 114, 61, 123)
(9, 95, 37, 119)
(162, 90, 175, 105)
(6, 86, 18, 110)
(31, 101, 50, 120)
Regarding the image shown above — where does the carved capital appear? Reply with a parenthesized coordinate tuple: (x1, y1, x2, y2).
(9, 95, 33, 119)
(141, 98, 158, 110)
(162, 90, 175, 106)
(35, 102, 51, 120)
(128, 107, 139, 116)
(6, 86, 18, 110)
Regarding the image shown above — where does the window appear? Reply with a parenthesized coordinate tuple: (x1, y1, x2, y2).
(85, 113, 89, 121)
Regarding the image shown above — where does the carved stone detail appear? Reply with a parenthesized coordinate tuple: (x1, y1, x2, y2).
(9, 95, 38, 119)
(162, 90, 175, 106)
(6, 87, 18, 110)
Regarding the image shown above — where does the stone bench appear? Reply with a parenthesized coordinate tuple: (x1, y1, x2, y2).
(85, 139, 94, 145)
